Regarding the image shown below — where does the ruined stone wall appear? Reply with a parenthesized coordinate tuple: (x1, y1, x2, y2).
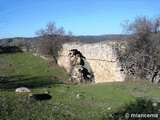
(57, 41, 125, 83)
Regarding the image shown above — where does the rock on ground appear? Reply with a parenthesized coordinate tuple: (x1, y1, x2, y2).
(15, 87, 32, 93)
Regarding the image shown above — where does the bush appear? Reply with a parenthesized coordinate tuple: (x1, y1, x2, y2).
(118, 15, 160, 83)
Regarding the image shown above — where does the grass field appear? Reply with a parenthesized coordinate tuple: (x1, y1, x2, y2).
(1, 52, 160, 120)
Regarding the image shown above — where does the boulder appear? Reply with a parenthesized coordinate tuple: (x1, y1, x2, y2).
(15, 87, 32, 93)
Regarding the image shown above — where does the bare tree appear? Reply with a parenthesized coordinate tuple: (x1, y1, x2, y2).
(118, 15, 160, 83)
(57, 27, 65, 36)
(35, 22, 70, 62)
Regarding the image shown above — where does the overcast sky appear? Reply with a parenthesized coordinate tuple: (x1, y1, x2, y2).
(0, 0, 159, 38)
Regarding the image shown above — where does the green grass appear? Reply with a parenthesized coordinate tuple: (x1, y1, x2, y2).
(1, 52, 160, 119)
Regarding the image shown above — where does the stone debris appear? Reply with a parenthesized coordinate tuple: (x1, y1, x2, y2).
(153, 103, 157, 107)
(107, 107, 112, 110)
(44, 89, 50, 94)
(68, 78, 72, 81)
(109, 113, 116, 118)
(76, 94, 81, 98)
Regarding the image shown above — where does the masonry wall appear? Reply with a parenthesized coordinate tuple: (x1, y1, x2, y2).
(57, 41, 125, 83)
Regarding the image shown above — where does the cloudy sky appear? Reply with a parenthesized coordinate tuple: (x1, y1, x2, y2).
(0, 0, 159, 38)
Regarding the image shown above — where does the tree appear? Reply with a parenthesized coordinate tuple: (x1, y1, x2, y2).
(118, 15, 160, 83)
(35, 22, 70, 62)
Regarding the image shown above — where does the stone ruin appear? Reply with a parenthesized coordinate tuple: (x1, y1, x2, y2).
(57, 42, 125, 83)
(68, 49, 94, 83)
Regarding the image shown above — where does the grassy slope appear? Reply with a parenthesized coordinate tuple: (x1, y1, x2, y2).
(0, 52, 160, 120)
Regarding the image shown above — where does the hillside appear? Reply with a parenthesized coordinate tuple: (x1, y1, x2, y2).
(76, 34, 125, 43)
(0, 34, 125, 46)
(1, 52, 160, 119)
(0, 52, 70, 89)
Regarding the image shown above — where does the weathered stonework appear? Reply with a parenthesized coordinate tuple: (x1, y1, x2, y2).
(57, 41, 125, 83)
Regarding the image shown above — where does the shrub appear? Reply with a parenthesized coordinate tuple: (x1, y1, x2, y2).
(118, 15, 160, 83)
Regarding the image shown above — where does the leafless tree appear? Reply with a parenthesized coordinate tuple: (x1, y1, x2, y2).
(118, 15, 160, 83)
(35, 22, 71, 62)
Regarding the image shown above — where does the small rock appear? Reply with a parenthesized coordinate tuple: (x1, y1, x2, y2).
(109, 113, 116, 118)
(68, 78, 72, 81)
(153, 103, 157, 107)
(89, 97, 93, 100)
(44, 89, 50, 94)
(76, 94, 81, 98)
(15, 87, 32, 93)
